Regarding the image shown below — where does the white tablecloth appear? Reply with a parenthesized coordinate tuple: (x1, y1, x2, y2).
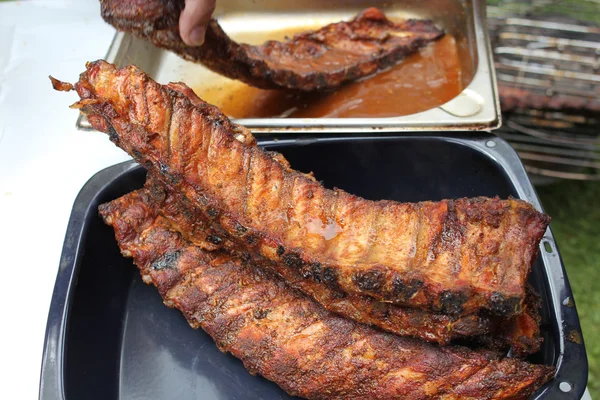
(0, 1, 129, 398)
(0, 1, 592, 399)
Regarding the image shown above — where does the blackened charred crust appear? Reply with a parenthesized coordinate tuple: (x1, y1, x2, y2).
(322, 266, 338, 286)
(147, 179, 167, 202)
(181, 207, 194, 222)
(474, 286, 543, 356)
(310, 262, 322, 282)
(287, 74, 298, 88)
(391, 276, 423, 302)
(235, 223, 248, 235)
(159, 162, 170, 175)
(107, 124, 119, 143)
(283, 252, 303, 269)
(245, 234, 258, 246)
(206, 207, 218, 219)
(151, 250, 182, 270)
(353, 268, 386, 292)
(490, 292, 522, 316)
(197, 194, 209, 207)
(276, 245, 285, 256)
(206, 234, 223, 245)
(439, 290, 467, 315)
(166, 172, 181, 185)
(299, 267, 312, 279)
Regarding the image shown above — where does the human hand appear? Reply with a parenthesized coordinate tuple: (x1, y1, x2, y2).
(179, 0, 217, 46)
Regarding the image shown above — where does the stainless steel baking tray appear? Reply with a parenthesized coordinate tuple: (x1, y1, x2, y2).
(77, 0, 501, 133)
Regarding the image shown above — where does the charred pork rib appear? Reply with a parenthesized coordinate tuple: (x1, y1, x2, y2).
(142, 179, 542, 353)
(99, 189, 553, 400)
(480, 287, 543, 357)
(52, 61, 550, 317)
(143, 180, 488, 345)
(99, 0, 444, 91)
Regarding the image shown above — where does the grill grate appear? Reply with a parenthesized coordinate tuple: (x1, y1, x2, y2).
(488, 1, 600, 181)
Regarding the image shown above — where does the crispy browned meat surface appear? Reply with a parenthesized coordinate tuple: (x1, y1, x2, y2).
(99, 0, 443, 91)
(53, 60, 550, 317)
(482, 287, 543, 358)
(141, 179, 490, 345)
(99, 189, 554, 400)
(143, 178, 543, 353)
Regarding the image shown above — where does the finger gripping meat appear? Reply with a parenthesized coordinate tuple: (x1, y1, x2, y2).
(51, 61, 550, 317)
(99, 0, 444, 91)
(99, 190, 554, 400)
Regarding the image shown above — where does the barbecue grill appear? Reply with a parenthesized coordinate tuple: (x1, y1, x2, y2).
(488, 1, 600, 181)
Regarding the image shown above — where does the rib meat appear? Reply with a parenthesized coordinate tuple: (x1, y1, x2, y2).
(480, 287, 543, 358)
(99, 189, 554, 400)
(99, 0, 444, 91)
(141, 180, 489, 345)
(143, 178, 543, 353)
(52, 61, 550, 317)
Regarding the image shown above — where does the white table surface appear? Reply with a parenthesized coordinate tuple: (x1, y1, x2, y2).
(0, 1, 592, 399)
(0, 1, 129, 398)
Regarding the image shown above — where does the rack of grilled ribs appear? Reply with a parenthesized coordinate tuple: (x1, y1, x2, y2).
(99, 0, 444, 91)
(143, 179, 490, 345)
(51, 59, 554, 397)
(51, 60, 550, 318)
(136, 177, 542, 354)
(499, 86, 600, 115)
(99, 188, 553, 400)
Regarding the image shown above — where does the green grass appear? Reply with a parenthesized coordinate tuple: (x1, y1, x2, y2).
(537, 181, 600, 398)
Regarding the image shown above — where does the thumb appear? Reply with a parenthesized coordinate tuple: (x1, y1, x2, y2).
(179, 0, 217, 46)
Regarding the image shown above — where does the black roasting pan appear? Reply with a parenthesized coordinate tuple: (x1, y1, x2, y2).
(39, 132, 587, 400)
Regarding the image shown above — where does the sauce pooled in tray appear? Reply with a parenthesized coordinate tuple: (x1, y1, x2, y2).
(197, 34, 462, 119)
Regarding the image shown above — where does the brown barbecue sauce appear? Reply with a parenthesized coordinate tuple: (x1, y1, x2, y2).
(198, 35, 462, 119)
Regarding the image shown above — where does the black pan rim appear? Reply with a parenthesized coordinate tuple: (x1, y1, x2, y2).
(39, 133, 587, 400)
